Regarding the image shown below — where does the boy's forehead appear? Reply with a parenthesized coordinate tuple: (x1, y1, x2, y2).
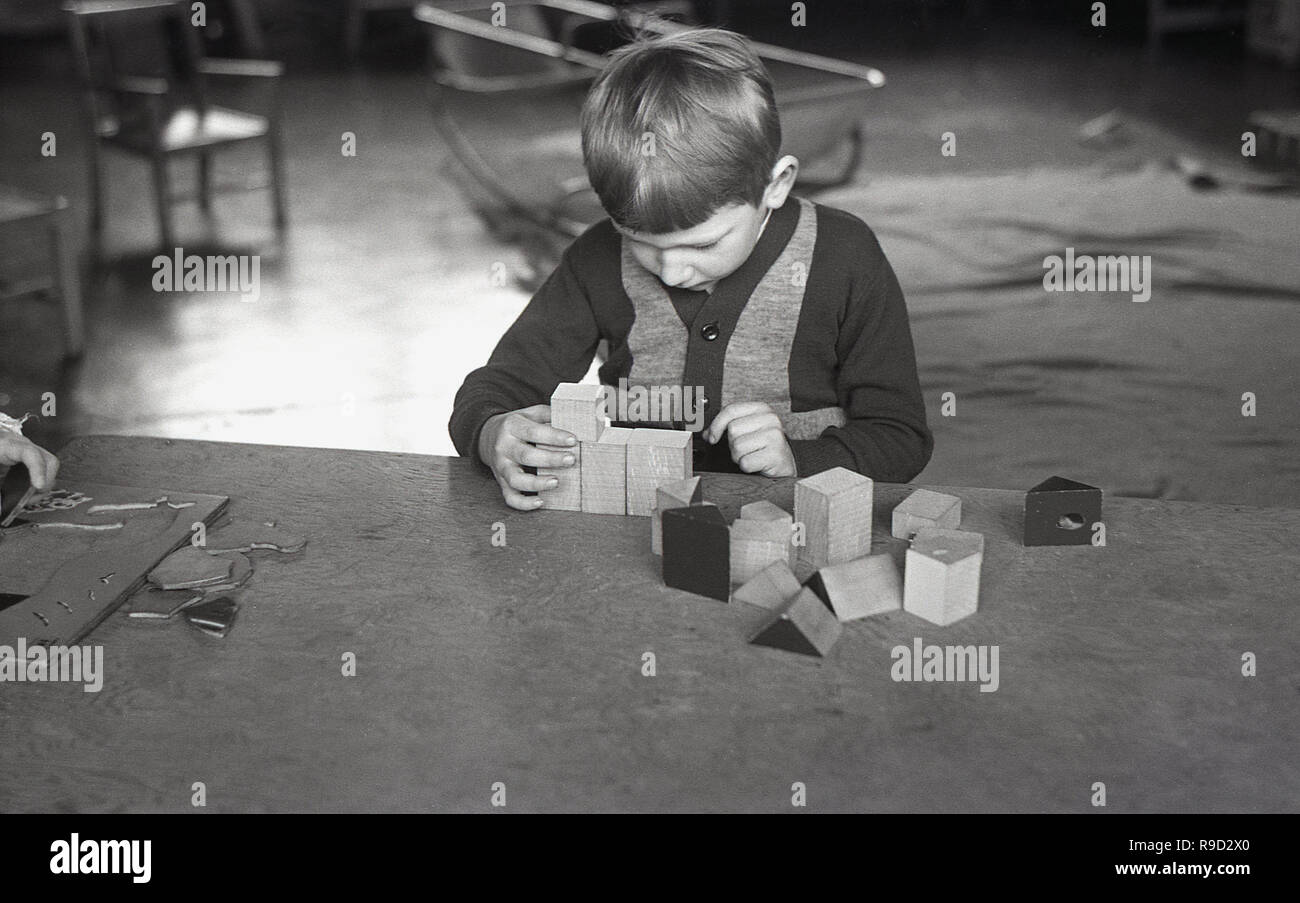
(616, 202, 758, 246)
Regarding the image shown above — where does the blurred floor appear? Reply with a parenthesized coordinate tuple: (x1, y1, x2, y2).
(1, 10, 1298, 502)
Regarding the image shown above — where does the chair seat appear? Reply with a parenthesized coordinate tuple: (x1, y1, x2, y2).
(101, 105, 269, 153)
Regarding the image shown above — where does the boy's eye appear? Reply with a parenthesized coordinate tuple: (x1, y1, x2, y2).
(691, 240, 720, 251)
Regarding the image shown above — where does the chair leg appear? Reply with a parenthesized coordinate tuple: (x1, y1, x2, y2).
(268, 130, 288, 235)
(50, 210, 85, 360)
(151, 154, 175, 250)
(88, 144, 105, 261)
(198, 151, 212, 214)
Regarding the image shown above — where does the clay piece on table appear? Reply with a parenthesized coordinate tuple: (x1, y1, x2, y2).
(203, 520, 307, 555)
(147, 547, 234, 590)
(186, 596, 239, 638)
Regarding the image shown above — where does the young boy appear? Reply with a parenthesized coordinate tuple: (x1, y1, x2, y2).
(450, 28, 931, 511)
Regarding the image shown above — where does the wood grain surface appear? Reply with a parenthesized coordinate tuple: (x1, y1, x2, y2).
(1, 435, 1297, 813)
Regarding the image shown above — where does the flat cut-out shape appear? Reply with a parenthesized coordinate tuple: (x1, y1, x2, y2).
(203, 522, 307, 554)
(749, 587, 842, 657)
(186, 596, 239, 637)
(148, 547, 233, 590)
(127, 589, 205, 619)
(891, 489, 961, 539)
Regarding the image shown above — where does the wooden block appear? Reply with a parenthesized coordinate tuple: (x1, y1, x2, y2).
(794, 466, 873, 569)
(1024, 476, 1102, 546)
(739, 499, 794, 564)
(808, 553, 902, 621)
(581, 427, 632, 515)
(749, 587, 842, 657)
(891, 489, 961, 539)
(730, 517, 790, 587)
(903, 527, 984, 626)
(626, 428, 693, 517)
(549, 382, 606, 442)
(662, 504, 729, 602)
(537, 442, 581, 511)
(651, 475, 701, 554)
(733, 559, 801, 610)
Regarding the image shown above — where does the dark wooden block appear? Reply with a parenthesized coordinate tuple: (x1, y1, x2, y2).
(748, 587, 842, 657)
(662, 504, 730, 602)
(1024, 476, 1102, 546)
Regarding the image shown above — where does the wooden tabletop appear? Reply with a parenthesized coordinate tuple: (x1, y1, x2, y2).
(1, 435, 1297, 813)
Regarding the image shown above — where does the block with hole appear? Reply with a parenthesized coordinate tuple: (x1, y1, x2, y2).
(732, 559, 801, 611)
(626, 428, 693, 517)
(903, 527, 984, 627)
(650, 475, 702, 554)
(581, 426, 632, 515)
(661, 502, 729, 602)
(891, 488, 961, 540)
(550, 382, 606, 443)
(749, 587, 842, 657)
(1023, 476, 1101, 546)
(808, 552, 902, 621)
(537, 442, 581, 511)
(794, 466, 873, 569)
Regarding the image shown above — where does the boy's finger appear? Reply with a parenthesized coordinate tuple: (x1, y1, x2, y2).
(504, 466, 559, 495)
(728, 428, 772, 461)
(496, 463, 545, 510)
(517, 444, 577, 469)
(515, 417, 578, 449)
(19, 445, 49, 490)
(706, 402, 770, 443)
(516, 405, 552, 424)
(736, 447, 774, 475)
(43, 453, 59, 487)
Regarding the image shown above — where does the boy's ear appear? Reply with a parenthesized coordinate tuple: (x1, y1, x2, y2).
(763, 155, 800, 209)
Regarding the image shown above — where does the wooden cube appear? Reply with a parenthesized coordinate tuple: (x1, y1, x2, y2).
(537, 442, 581, 511)
(651, 475, 702, 555)
(891, 489, 961, 539)
(581, 427, 632, 515)
(749, 587, 842, 657)
(1024, 476, 1102, 546)
(903, 527, 984, 626)
(550, 382, 606, 442)
(733, 560, 802, 611)
(807, 552, 902, 621)
(626, 428, 693, 517)
(730, 517, 790, 587)
(794, 466, 873, 569)
(662, 503, 729, 602)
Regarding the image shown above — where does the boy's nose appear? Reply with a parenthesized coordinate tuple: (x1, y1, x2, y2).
(659, 262, 694, 287)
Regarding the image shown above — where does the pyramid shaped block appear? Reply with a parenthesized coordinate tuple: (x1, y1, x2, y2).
(749, 587, 842, 657)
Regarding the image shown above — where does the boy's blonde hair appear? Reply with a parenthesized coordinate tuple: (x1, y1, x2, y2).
(580, 27, 782, 233)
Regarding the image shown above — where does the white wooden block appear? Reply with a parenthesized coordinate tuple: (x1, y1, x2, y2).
(651, 475, 701, 555)
(733, 560, 802, 610)
(550, 382, 606, 442)
(808, 553, 902, 621)
(581, 427, 632, 515)
(730, 518, 790, 586)
(625, 428, 693, 517)
(794, 466, 873, 570)
(739, 499, 794, 565)
(891, 489, 961, 539)
(903, 527, 984, 626)
(537, 442, 581, 511)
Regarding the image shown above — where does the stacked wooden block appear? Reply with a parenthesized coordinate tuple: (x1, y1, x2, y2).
(540, 383, 693, 517)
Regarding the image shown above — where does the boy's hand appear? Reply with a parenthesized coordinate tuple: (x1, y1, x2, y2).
(0, 432, 59, 490)
(478, 405, 579, 510)
(704, 402, 796, 478)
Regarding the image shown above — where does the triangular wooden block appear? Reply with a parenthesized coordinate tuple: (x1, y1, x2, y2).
(662, 503, 729, 601)
(749, 588, 842, 657)
(733, 560, 801, 610)
(650, 475, 702, 554)
(808, 552, 902, 621)
(891, 489, 961, 539)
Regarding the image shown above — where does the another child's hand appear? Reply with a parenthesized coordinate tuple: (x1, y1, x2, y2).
(0, 432, 60, 490)
(478, 405, 579, 510)
(703, 402, 796, 477)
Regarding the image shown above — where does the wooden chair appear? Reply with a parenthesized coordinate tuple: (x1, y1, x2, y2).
(0, 186, 85, 360)
(64, 0, 287, 255)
